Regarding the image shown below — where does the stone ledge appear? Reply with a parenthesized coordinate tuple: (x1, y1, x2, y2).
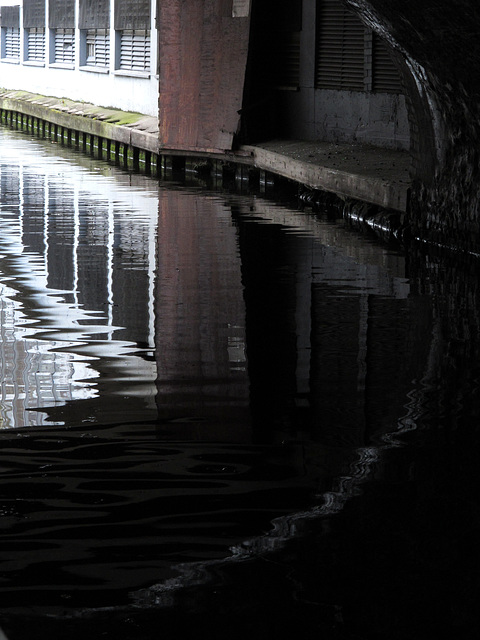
(241, 140, 412, 212)
(0, 89, 159, 154)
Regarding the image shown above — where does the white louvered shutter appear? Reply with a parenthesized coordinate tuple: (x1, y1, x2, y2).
(4, 27, 20, 60)
(27, 28, 45, 62)
(54, 28, 75, 65)
(119, 29, 150, 72)
(86, 29, 110, 67)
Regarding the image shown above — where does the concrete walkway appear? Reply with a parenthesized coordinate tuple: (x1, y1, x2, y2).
(241, 140, 411, 212)
(0, 89, 411, 212)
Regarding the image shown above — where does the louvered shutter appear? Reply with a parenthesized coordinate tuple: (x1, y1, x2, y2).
(27, 28, 46, 61)
(54, 28, 75, 64)
(119, 29, 150, 72)
(372, 34, 403, 93)
(315, 0, 366, 91)
(4, 27, 21, 60)
(275, 30, 301, 88)
(86, 29, 110, 67)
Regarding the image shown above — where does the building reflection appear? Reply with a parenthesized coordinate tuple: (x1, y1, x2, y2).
(153, 188, 436, 452)
(0, 138, 158, 428)
(154, 191, 251, 442)
(232, 199, 433, 449)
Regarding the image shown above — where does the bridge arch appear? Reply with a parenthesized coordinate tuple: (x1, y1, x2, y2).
(241, 0, 480, 253)
(342, 0, 475, 250)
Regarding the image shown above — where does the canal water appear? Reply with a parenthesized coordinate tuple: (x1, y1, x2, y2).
(0, 127, 479, 639)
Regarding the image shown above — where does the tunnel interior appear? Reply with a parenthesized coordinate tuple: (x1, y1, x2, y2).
(241, 0, 480, 254)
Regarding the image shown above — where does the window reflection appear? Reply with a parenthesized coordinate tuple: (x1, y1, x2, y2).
(0, 136, 158, 428)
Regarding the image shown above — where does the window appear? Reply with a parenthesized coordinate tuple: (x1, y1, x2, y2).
(372, 34, 403, 94)
(2, 26, 21, 61)
(49, 0, 75, 66)
(85, 28, 110, 67)
(271, 0, 302, 88)
(118, 29, 150, 72)
(23, 0, 46, 63)
(54, 28, 75, 65)
(26, 27, 46, 62)
(79, 0, 110, 69)
(274, 31, 301, 88)
(114, 0, 151, 74)
(315, 0, 403, 94)
(1, 5, 21, 62)
(316, 0, 366, 91)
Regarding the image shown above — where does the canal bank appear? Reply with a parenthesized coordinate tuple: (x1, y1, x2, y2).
(0, 89, 411, 219)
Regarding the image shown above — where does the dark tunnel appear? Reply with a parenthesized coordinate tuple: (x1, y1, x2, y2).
(344, 0, 480, 253)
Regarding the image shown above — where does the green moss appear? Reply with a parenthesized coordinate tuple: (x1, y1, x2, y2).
(104, 111, 144, 126)
(0, 89, 146, 127)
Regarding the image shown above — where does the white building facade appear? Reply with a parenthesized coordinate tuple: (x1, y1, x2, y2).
(0, 0, 158, 116)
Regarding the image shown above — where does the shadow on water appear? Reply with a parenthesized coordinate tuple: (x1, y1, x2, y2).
(0, 128, 480, 638)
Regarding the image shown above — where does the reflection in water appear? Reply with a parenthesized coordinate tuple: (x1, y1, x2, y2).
(0, 131, 158, 427)
(155, 189, 251, 441)
(0, 286, 97, 427)
(0, 128, 479, 638)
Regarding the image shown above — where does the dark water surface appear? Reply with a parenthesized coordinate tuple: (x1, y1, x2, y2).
(1, 128, 479, 639)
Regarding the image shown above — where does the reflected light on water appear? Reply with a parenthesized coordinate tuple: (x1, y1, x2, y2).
(0, 131, 158, 427)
